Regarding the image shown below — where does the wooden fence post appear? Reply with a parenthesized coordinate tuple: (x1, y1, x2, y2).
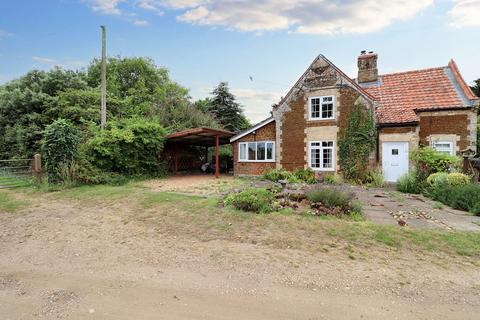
(34, 154, 43, 181)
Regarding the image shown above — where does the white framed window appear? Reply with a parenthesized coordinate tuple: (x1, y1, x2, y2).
(309, 96, 335, 120)
(309, 141, 335, 171)
(238, 141, 275, 162)
(433, 141, 454, 155)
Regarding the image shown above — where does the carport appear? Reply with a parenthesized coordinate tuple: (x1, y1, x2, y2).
(165, 127, 235, 178)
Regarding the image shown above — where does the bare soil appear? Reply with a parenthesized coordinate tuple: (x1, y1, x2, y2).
(1, 179, 479, 319)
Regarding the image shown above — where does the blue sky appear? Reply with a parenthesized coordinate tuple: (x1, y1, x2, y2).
(0, 0, 479, 122)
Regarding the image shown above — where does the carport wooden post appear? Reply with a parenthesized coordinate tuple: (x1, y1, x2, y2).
(215, 135, 219, 178)
(174, 143, 178, 175)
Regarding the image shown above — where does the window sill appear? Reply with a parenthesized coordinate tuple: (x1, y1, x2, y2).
(308, 118, 335, 121)
(238, 160, 276, 163)
(309, 167, 335, 172)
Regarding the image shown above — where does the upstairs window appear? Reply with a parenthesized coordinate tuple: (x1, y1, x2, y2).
(239, 141, 275, 162)
(309, 96, 335, 120)
(433, 141, 454, 155)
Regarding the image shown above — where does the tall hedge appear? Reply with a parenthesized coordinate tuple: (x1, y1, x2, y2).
(42, 119, 81, 183)
(84, 118, 167, 175)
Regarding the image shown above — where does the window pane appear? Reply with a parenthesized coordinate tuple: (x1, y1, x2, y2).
(392, 149, 399, 155)
(311, 98, 320, 118)
(248, 142, 256, 160)
(433, 142, 453, 155)
(321, 103, 333, 119)
(323, 148, 333, 169)
(322, 141, 333, 147)
(311, 142, 321, 147)
(257, 142, 266, 160)
(266, 143, 273, 160)
(239, 143, 246, 160)
(311, 148, 321, 168)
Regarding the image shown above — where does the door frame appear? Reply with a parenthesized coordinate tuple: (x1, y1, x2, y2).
(382, 141, 409, 182)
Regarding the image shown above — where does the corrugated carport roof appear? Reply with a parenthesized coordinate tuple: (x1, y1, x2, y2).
(166, 127, 235, 146)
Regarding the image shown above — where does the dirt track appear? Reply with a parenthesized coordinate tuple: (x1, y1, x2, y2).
(1, 187, 480, 319)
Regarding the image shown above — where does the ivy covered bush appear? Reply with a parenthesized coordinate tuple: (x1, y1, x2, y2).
(338, 103, 376, 182)
(224, 188, 276, 213)
(84, 117, 167, 176)
(42, 119, 81, 183)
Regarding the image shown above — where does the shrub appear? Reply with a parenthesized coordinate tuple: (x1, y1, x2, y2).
(84, 117, 167, 176)
(42, 119, 81, 183)
(446, 172, 471, 186)
(293, 168, 317, 184)
(426, 182, 480, 215)
(224, 188, 276, 213)
(306, 187, 353, 209)
(426, 172, 448, 186)
(263, 168, 293, 182)
(427, 172, 470, 187)
(397, 171, 422, 194)
(411, 147, 460, 181)
(263, 168, 316, 184)
(323, 173, 342, 185)
(363, 169, 385, 188)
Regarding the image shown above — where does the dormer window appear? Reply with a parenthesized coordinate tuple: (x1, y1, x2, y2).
(309, 96, 335, 120)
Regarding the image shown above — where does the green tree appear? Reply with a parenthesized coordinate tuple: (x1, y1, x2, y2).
(206, 82, 250, 132)
(470, 79, 480, 97)
(42, 119, 81, 183)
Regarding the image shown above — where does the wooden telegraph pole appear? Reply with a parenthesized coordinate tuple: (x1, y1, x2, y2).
(100, 25, 107, 129)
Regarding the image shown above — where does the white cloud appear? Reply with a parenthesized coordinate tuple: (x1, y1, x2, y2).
(132, 19, 149, 25)
(32, 56, 57, 64)
(176, 0, 434, 34)
(85, 0, 435, 34)
(88, 0, 124, 15)
(0, 29, 14, 39)
(449, 0, 480, 27)
(231, 88, 282, 123)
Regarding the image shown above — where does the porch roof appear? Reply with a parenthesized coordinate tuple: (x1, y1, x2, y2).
(165, 127, 235, 146)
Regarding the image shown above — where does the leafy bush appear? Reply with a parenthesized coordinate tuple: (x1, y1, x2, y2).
(323, 173, 342, 185)
(447, 173, 471, 186)
(363, 169, 385, 188)
(427, 172, 471, 187)
(293, 168, 316, 184)
(411, 147, 460, 181)
(397, 171, 422, 194)
(76, 159, 128, 185)
(426, 172, 448, 186)
(306, 187, 353, 209)
(84, 117, 167, 176)
(426, 182, 480, 215)
(42, 119, 81, 183)
(263, 168, 317, 184)
(224, 188, 276, 213)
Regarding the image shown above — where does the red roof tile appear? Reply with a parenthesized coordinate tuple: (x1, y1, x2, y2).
(363, 65, 471, 124)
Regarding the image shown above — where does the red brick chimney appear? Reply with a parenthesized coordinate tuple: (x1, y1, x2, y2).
(357, 51, 378, 83)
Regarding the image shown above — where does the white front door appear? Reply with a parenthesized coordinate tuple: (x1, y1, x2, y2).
(382, 142, 409, 182)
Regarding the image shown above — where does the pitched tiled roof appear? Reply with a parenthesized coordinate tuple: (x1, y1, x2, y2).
(361, 61, 478, 124)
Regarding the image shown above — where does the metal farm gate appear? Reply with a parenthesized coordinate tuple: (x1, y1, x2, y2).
(0, 155, 41, 188)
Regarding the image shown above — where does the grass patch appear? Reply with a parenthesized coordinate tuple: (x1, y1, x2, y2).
(4, 182, 480, 259)
(0, 191, 29, 212)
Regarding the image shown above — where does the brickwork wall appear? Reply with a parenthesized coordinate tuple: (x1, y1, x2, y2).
(233, 121, 276, 176)
(279, 95, 308, 171)
(418, 111, 471, 152)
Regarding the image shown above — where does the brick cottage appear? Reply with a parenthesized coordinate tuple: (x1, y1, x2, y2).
(230, 52, 479, 182)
